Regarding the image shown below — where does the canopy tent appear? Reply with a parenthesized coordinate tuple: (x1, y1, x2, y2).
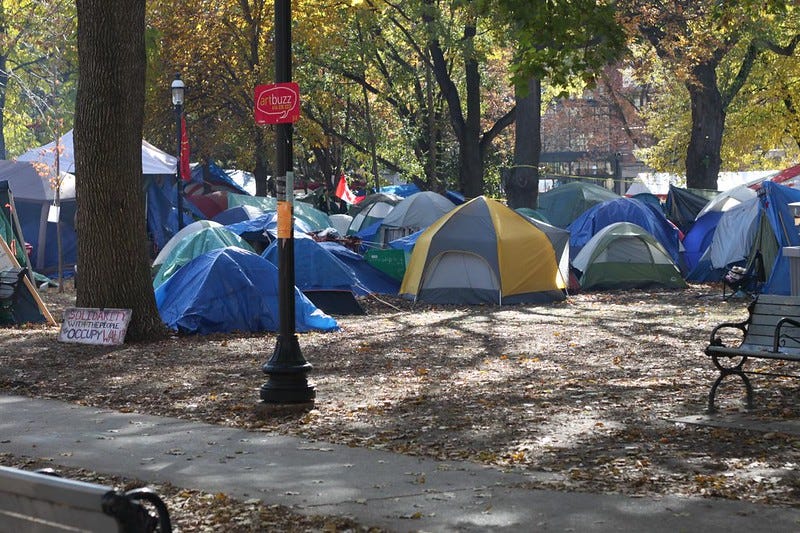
(379, 191, 455, 245)
(537, 181, 621, 229)
(0, 160, 76, 273)
(155, 247, 338, 334)
(572, 222, 686, 290)
(567, 197, 682, 269)
(15, 129, 193, 254)
(263, 233, 364, 314)
(153, 226, 254, 288)
(16, 129, 177, 175)
(401, 196, 568, 305)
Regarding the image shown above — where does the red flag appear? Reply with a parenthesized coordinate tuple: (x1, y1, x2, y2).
(335, 172, 358, 204)
(180, 115, 191, 182)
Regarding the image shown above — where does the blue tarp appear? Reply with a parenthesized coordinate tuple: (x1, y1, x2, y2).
(189, 162, 250, 195)
(225, 212, 312, 243)
(212, 205, 263, 225)
(377, 183, 465, 205)
(388, 230, 422, 252)
(155, 247, 338, 334)
(567, 198, 682, 268)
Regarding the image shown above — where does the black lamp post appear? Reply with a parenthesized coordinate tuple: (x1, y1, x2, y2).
(171, 73, 185, 230)
(259, 0, 315, 406)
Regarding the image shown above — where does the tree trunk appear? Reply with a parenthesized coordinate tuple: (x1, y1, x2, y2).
(685, 61, 724, 190)
(505, 78, 541, 209)
(74, 0, 166, 341)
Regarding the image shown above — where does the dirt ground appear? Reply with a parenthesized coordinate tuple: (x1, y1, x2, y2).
(2, 281, 800, 530)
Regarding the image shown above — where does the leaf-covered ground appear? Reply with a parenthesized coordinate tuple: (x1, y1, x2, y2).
(2, 282, 800, 530)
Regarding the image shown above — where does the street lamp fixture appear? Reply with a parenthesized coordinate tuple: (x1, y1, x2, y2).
(171, 73, 185, 230)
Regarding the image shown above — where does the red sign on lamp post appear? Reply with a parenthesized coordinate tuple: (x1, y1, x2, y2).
(254, 82, 300, 125)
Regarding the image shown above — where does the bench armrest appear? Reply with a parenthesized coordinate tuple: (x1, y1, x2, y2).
(709, 320, 749, 347)
(773, 317, 800, 352)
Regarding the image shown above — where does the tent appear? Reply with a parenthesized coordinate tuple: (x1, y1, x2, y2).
(152, 220, 223, 270)
(228, 193, 332, 231)
(346, 193, 402, 235)
(212, 205, 264, 225)
(317, 241, 400, 295)
(400, 196, 568, 305)
(328, 214, 353, 236)
(15, 129, 192, 254)
(16, 129, 176, 174)
(262, 234, 364, 314)
(537, 181, 621, 229)
(683, 211, 723, 277)
(695, 184, 757, 220)
(153, 226, 254, 288)
(567, 197, 682, 268)
(379, 191, 455, 245)
(154, 247, 338, 334)
(572, 222, 686, 290)
(0, 160, 76, 274)
(514, 207, 551, 224)
(664, 185, 717, 234)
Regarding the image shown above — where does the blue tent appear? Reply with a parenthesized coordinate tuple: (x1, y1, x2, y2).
(262, 235, 365, 314)
(155, 247, 338, 334)
(377, 183, 465, 205)
(568, 198, 682, 268)
(317, 241, 400, 295)
(761, 181, 800, 295)
(683, 211, 723, 276)
(212, 205, 264, 225)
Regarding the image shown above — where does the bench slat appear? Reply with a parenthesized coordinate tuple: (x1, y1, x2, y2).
(0, 495, 119, 532)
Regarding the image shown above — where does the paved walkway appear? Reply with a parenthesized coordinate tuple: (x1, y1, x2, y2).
(1, 394, 798, 532)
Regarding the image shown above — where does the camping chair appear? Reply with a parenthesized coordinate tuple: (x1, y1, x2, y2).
(0, 267, 28, 324)
(722, 253, 764, 301)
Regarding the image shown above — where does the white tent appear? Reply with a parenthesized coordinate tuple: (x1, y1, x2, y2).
(17, 129, 176, 175)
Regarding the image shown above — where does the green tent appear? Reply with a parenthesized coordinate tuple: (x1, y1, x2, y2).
(572, 222, 686, 290)
(153, 227, 254, 288)
(537, 181, 620, 228)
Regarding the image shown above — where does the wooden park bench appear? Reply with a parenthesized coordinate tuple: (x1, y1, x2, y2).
(704, 294, 800, 413)
(0, 465, 172, 532)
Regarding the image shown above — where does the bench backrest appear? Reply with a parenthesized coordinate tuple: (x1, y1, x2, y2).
(743, 294, 800, 352)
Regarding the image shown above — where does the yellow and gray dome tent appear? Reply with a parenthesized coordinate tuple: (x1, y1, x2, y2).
(572, 222, 686, 290)
(400, 196, 569, 304)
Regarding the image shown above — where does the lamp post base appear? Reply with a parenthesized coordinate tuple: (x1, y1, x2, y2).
(260, 334, 315, 405)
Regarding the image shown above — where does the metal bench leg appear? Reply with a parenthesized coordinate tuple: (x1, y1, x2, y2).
(708, 368, 754, 413)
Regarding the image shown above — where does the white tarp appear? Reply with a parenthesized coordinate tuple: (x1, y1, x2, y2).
(17, 129, 177, 175)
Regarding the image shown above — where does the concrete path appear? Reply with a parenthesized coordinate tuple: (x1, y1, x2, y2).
(1, 395, 798, 532)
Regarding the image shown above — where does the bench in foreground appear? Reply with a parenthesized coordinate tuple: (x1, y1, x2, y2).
(704, 294, 800, 412)
(0, 465, 171, 532)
